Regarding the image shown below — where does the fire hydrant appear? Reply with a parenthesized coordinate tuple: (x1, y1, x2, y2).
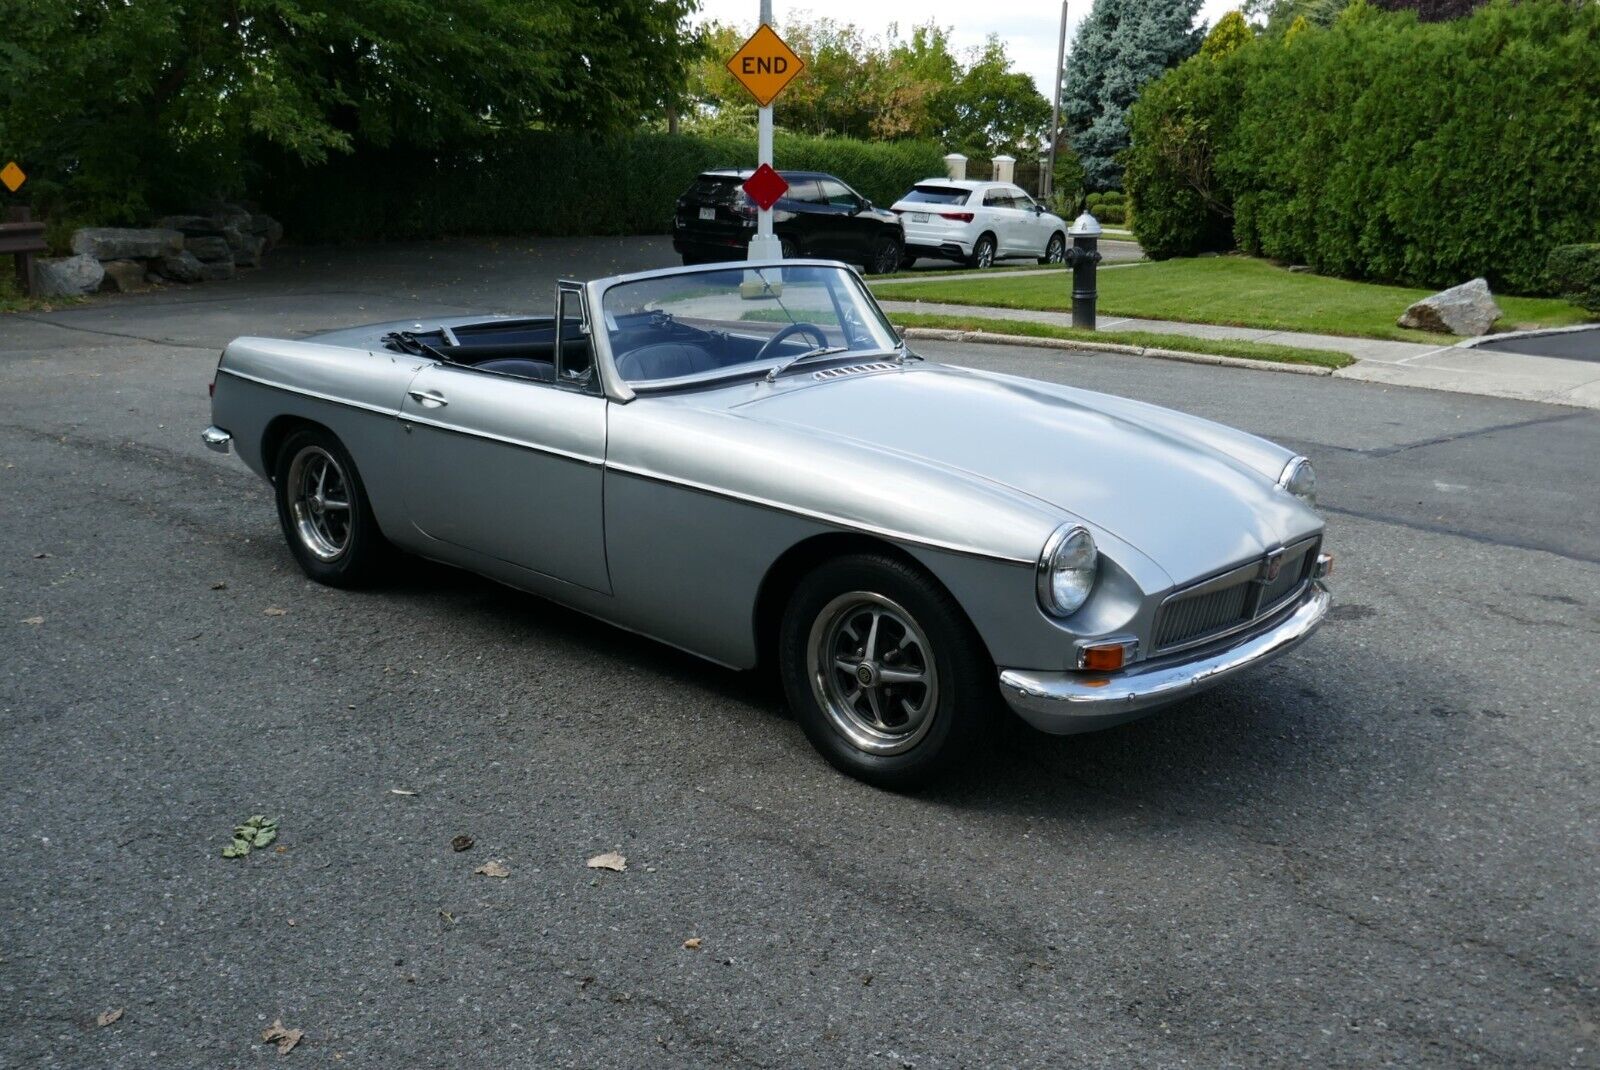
(1063, 211, 1102, 330)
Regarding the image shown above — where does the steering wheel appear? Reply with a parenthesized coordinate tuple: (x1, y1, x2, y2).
(755, 321, 830, 364)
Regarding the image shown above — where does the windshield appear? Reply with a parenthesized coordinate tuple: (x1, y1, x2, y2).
(900, 186, 971, 205)
(601, 264, 900, 388)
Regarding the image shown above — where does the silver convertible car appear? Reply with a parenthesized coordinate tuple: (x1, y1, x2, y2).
(203, 260, 1330, 787)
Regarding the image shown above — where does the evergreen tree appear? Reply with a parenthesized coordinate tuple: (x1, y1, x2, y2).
(1061, 0, 1204, 190)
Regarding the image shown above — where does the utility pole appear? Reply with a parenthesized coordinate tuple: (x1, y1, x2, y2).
(1044, 1, 1068, 202)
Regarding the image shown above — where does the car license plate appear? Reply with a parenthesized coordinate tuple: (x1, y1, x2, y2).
(699, 207, 716, 221)
(911, 212, 929, 223)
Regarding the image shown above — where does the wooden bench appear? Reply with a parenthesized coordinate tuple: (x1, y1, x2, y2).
(0, 208, 48, 297)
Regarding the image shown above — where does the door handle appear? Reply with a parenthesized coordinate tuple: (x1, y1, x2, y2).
(407, 389, 448, 408)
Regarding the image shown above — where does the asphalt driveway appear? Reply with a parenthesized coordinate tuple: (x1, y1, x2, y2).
(1, 237, 1596, 1068)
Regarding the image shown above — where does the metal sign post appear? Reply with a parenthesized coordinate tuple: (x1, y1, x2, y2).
(726, 5, 804, 263)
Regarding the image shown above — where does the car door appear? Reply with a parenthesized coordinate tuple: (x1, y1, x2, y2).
(777, 176, 827, 255)
(397, 282, 611, 594)
(1010, 189, 1052, 255)
(980, 187, 1022, 255)
(816, 177, 866, 259)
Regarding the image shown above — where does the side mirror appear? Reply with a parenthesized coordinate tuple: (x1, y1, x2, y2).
(853, 198, 868, 214)
(1032, 204, 1044, 215)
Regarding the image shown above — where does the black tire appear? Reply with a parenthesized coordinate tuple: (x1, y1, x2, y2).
(779, 553, 995, 789)
(272, 427, 389, 588)
(680, 253, 705, 266)
(899, 252, 918, 271)
(966, 233, 997, 269)
(1039, 232, 1066, 266)
(779, 237, 799, 259)
(865, 235, 903, 276)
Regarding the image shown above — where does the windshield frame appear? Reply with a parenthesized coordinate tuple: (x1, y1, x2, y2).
(588, 260, 903, 400)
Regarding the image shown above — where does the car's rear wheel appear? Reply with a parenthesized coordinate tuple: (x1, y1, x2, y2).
(779, 553, 994, 788)
(967, 234, 997, 270)
(865, 235, 903, 276)
(1040, 232, 1066, 265)
(273, 427, 388, 587)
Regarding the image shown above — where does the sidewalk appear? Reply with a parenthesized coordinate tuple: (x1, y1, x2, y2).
(876, 298, 1600, 409)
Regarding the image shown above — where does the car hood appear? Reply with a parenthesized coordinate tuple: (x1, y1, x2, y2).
(730, 362, 1318, 584)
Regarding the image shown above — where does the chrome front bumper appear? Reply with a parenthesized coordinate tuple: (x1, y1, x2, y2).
(201, 425, 232, 453)
(999, 582, 1330, 734)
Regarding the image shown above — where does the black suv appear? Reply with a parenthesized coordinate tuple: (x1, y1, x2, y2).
(672, 170, 905, 274)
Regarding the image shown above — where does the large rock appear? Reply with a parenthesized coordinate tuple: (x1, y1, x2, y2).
(158, 250, 205, 283)
(33, 254, 105, 297)
(1397, 277, 1502, 336)
(220, 225, 250, 255)
(185, 235, 233, 263)
(99, 260, 152, 293)
(233, 235, 266, 268)
(198, 259, 235, 282)
(248, 213, 284, 248)
(70, 227, 183, 261)
(158, 214, 227, 238)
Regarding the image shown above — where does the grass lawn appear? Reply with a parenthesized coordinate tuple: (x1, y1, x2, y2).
(874, 255, 1595, 343)
(890, 311, 1353, 369)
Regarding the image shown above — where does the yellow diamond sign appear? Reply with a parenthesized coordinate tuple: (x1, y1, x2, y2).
(0, 161, 24, 193)
(727, 24, 805, 108)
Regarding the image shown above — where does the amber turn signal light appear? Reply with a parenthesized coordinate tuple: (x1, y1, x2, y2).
(1081, 645, 1126, 672)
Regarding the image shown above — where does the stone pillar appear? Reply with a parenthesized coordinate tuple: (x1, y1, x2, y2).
(992, 155, 1016, 185)
(943, 153, 967, 181)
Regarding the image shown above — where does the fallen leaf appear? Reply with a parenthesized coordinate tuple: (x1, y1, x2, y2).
(451, 834, 475, 852)
(262, 1018, 304, 1054)
(586, 851, 627, 872)
(210, 581, 227, 590)
(474, 860, 509, 878)
(21, 617, 44, 626)
(682, 937, 702, 951)
(33, 552, 52, 559)
(263, 607, 288, 616)
(96, 1008, 123, 1027)
(389, 789, 417, 796)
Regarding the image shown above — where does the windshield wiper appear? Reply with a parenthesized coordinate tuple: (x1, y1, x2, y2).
(765, 346, 849, 383)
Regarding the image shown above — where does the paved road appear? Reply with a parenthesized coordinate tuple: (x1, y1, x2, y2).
(2, 238, 1597, 1068)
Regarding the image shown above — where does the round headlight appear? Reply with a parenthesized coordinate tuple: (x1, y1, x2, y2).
(1280, 457, 1317, 507)
(1037, 525, 1098, 617)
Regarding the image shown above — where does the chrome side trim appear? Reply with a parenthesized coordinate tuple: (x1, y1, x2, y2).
(605, 461, 1035, 567)
(201, 425, 232, 453)
(999, 582, 1329, 733)
(401, 412, 604, 468)
(216, 367, 395, 417)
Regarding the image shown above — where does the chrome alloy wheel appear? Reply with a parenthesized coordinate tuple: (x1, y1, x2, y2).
(1045, 233, 1065, 264)
(286, 445, 352, 562)
(975, 238, 995, 268)
(807, 591, 940, 756)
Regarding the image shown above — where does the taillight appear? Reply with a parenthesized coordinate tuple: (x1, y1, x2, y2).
(733, 196, 756, 220)
(941, 212, 975, 222)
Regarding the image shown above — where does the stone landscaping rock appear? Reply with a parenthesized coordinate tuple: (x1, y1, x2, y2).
(249, 213, 284, 248)
(158, 214, 227, 238)
(70, 227, 183, 261)
(34, 254, 105, 297)
(233, 236, 266, 268)
(221, 225, 250, 255)
(1397, 277, 1502, 336)
(99, 260, 152, 293)
(158, 250, 205, 283)
(185, 235, 233, 263)
(198, 259, 236, 282)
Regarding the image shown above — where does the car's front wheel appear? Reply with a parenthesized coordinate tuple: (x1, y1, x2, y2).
(779, 553, 994, 788)
(865, 235, 903, 276)
(1040, 232, 1066, 265)
(967, 233, 997, 270)
(273, 427, 389, 587)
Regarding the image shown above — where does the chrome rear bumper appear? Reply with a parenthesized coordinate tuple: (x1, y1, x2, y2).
(201, 425, 232, 453)
(999, 582, 1330, 734)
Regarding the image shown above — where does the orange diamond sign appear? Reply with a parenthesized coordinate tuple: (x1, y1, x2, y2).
(0, 161, 24, 193)
(727, 24, 805, 107)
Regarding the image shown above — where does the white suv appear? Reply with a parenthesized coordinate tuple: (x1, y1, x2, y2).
(890, 180, 1068, 269)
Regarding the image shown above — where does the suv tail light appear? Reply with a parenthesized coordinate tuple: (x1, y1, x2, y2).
(940, 212, 975, 222)
(733, 194, 756, 220)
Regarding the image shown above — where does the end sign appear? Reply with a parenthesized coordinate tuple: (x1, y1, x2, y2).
(726, 25, 805, 108)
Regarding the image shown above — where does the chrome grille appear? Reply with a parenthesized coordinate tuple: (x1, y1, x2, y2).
(1152, 538, 1319, 654)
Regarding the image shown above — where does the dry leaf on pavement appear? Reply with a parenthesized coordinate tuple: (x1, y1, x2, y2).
(261, 1018, 303, 1054)
(586, 851, 627, 872)
(21, 617, 44, 626)
(263, 607, 288, 616)
(474, 860, 509, 878)
(682, 937, 702, 950)
(210, 581, 227, 590)
(451, 835, 475, 852)
(388, 789, 417, 796)
(96, 1008, 123, 1027)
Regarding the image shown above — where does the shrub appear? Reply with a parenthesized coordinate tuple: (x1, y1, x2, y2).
(1124, 0, 1600, 291)
(255, 131, 945, 243)
(1547, 244, 1600, 313)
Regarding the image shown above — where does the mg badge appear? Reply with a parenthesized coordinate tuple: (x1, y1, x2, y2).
(1261, 548, 1286, 583)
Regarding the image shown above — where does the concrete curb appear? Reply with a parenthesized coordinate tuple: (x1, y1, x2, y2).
(896, 327, 1334, 376)
(1453, 323, 1600, 349)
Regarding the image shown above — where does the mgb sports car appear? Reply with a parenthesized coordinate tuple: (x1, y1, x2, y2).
(203, 260, 1330, 787)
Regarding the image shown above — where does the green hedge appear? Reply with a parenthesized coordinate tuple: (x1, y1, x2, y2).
(1125, 0, 1600, 293)
(1547, 244, 1600, 313)
(255, 131, 946, 244)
